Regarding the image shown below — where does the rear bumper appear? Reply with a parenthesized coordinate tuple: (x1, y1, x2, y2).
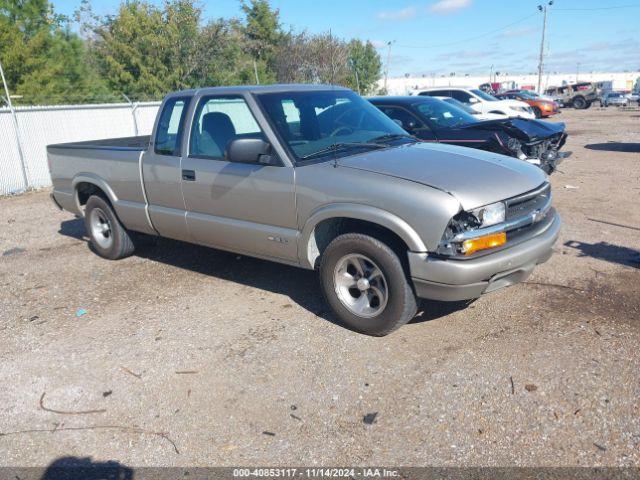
(51, 190, 79, 215)
(50, 192, 63, 210)
(409, 210, 561, 301)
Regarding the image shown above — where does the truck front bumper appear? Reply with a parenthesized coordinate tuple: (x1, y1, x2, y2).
(409, 210, 561, 301)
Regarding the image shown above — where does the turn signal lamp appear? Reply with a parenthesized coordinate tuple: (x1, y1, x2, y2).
(462, 232, 506, 256)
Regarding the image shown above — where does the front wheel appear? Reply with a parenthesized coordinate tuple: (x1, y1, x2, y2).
(319, 233, 417, 336)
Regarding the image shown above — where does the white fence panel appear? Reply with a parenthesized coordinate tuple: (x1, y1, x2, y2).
(135, 103, 161, 134)
(0, 112, 25, 195)
(0, 102, 161, 196)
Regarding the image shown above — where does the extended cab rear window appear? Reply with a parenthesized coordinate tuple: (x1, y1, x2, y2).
(155, 96, 191, 156)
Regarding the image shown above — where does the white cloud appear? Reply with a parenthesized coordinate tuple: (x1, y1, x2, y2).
(370, 40, 388, 49)
(428, 0, 472, 14)
(377, 6, 417, 21)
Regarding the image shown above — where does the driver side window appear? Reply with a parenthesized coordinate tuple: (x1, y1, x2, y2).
(380, 106, 422, 132)
(189, 96, 263, 160)
(450, 90, 472, 103)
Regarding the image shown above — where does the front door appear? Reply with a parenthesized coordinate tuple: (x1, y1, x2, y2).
(180, 95, 298, 262)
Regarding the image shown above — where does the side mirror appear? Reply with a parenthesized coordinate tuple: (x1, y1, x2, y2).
(226, 138, 275, 165)
(469, 97, 479, 104)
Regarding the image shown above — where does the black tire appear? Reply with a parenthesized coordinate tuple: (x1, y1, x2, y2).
(319, 233, 417, 336)
(84, 195, 135, 260)
(533, 107, 542, 118)
(572, 96, 587, 109)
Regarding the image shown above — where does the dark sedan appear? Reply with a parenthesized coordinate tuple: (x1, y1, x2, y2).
(369, 96, 569, 173)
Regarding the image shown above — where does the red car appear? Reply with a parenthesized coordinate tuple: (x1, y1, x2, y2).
(496, 91, 559, 118)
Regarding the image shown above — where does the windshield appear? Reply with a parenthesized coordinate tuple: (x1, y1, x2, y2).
(442, 97, 478, 115)
(414, 98, 478, 128)
(471, 89, 499, 102)
(256, 90, 411, 163)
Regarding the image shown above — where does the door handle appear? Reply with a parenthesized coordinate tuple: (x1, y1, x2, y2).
(182, 169, 196, 181)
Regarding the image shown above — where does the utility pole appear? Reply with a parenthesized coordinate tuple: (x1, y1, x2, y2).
(384, 41, 394, 94)
(350, 58, 361, 95)
(576, 62, 581, 82)
(253, 59, 260, 85)
(536, 1, 553, 94)
(0, 57, 29, 191)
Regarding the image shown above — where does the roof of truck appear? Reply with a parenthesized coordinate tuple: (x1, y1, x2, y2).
(169, 84, 351, 97)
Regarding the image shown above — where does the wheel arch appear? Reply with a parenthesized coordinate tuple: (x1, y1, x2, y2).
(299, 204, 427, 269)
(71, 174, 118, 216)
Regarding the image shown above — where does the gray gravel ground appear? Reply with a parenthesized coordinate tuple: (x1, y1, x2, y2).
(0, 107, 639, 468)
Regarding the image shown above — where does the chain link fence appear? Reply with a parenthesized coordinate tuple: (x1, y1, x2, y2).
(0, 101, 161, 196)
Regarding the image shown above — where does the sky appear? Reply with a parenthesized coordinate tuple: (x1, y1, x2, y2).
(51, 0, 640, 77)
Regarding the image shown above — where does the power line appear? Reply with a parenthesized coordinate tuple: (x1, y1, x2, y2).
(396, 13, 538, 49)
(554, 3, 640, 11)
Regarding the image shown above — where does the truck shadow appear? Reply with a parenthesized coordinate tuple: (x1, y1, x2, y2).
(40, 456, 134, 479)
(584, 142, 640, 153)
(564, 240, 640, 268)
(59, 219, 466, 329)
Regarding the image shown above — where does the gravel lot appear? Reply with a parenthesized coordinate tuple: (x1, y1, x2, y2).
(1, 107, 639, 469)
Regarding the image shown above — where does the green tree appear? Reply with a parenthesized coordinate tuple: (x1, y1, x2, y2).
(347, 40, 382, 94)
(0, 0, 109, 104)
(90, 1, 178, 100)
(274, 32, 382, 92)
(240, 0, 283, 83)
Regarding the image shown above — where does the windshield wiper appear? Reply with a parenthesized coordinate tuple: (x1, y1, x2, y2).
(299, 142, 387, 160)
(369, 133, 415, 144)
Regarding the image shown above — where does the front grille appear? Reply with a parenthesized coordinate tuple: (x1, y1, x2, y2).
(505, 183, 551, 221)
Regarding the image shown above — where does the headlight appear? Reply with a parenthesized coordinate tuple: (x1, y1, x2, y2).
(470, 201, 506, 227)
(507, 137, 521, 152)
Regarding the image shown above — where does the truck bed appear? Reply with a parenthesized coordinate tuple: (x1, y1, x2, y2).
(48, 134, 154, 236)
(48, 135, 151, 151)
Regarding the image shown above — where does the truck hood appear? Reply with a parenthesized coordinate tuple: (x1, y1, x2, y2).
(462, 117, 566, 142)
(337, 142, 547, 210)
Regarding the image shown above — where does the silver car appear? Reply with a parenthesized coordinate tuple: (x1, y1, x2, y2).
(602, 92, 630, 107)
(48, 85, 560, 335)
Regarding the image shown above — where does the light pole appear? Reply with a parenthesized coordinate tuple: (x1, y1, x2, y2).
(536, 1, 553, 94)
(383, 40, 394, 94)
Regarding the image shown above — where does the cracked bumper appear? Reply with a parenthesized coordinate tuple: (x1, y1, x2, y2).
(409, 210, 561, 301)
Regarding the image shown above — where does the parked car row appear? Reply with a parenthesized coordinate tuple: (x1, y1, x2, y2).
(544, 81, 640, 109)
(414, 87, 537, 119)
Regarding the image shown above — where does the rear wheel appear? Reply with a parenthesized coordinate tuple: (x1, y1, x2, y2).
(319, 233, 417, 336)
(85, 195, 135, 260)
(572, 96, 587, 109)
